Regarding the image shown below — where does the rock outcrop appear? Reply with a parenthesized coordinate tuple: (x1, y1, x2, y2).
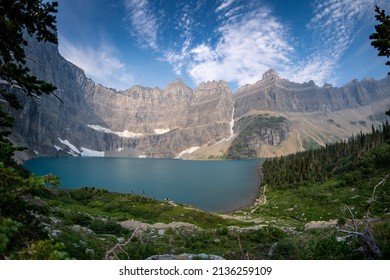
(234, 69, 390, 117)
(9, 37, 234, 160)
(6, 38, 390, 161)
(146, 253, 225, 260)
(227, 115, 290, 159)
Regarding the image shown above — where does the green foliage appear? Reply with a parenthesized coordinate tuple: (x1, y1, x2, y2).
(88, 219, 129, 235)
(0, 218, 22, 254)
(0, 161, 64, 258)
(369, 5, 390, 74)
(271, 239, 298, 259)
(120, 240, 159, 260)
(370, 5, 390, 115)
(51, 188, 247, 229)
(18, 240, 69, 260)
(0, 0, 58, 101)
(263, 122, 390, 189)
(300, 230, 362, 260)
(0, 0, 59, 165)
(254, 123, 390, 259)
(302, 138, 321, 151)
(372, 218, 390, 259)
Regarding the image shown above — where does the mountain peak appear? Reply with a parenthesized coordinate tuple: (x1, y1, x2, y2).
(164, 78, 193, 94)
(262, 69, 280, 81)
(170, 78, 185, 85)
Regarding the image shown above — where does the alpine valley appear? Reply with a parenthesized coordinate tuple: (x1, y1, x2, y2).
(9, 37, 390, 162)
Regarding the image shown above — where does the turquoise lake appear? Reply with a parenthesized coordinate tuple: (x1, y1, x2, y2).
(24, 157, 263, 212)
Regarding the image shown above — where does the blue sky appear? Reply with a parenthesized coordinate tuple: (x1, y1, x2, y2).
(56, 0, 390, 91)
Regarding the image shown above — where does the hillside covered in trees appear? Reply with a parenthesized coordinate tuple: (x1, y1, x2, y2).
(263, 122, 390, 188)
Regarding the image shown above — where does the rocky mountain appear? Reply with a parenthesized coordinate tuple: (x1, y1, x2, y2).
(7, 38, 390, 161)
(9, 37, 234, 161)
(223, 69, 390, 158)
(234, 69, 389, 116)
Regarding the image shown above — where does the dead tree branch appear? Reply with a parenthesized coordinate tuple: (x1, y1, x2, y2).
(371, 174, 389, 201)
(337, 175, 389, 259)
(339, 228, 382, 259)
(104, 227, 140, 260)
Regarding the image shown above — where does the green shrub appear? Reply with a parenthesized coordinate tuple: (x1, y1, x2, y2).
(272, 239, 298, 259)
(88, 219, 129, 235)
(302, 231, 361, 259)
(372, 219, 390, 259)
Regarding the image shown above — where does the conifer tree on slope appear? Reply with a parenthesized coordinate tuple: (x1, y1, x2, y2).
(0, 0, 59, 163)
(369, 5, 390, 116)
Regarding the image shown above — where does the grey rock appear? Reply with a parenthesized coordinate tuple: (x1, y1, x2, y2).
(70, 225, 94, 234)
(85, 248, 94, 254)
(9, 37, 234, 160)
(5, 36, 390, 161)
(146, 253, 225, 260)
(234, 70, 390, 117)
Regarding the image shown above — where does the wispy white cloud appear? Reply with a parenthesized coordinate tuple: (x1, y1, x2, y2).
(123, 0, 158, 49)
(124, 0, 377, 88)
(187, 7, 293, 87)
(162, 2, 194, 75)
(215, 0, 236, 13)
(285, 0, 375, 85)
(59, 37, 134, 90)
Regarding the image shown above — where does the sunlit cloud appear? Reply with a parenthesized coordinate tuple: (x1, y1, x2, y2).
(163, 0, 378, 87)
(58, 0, 385, 90)
(188, 7, 293, 87)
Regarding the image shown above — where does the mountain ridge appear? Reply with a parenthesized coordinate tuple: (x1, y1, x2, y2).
(7, 38, 390, 161)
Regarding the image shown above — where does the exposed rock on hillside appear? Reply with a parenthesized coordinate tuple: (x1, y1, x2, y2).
(7, 38, 390, 161)
(233, 69, 390, 117)
(227, 115, 290, 159)
(9, 37, 234, 160)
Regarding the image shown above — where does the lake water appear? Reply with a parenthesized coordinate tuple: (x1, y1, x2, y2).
(24, 157, 263, 212)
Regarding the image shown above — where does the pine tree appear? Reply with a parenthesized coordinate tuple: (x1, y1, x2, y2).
(369, 5, 390, 74)
(0, 1, 61, 259)
(0, 0, 58, 163)
(369, 5, 390, 116)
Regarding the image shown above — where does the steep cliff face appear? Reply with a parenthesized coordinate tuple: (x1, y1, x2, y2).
(234, 69, 390, 118)
(9, 37, 111, 159)
(227, 115, 290, 159)
(85, 79, 193, 134)
(225, 69, 390, 158)
(187, 81, 233, 126)
(9, 38, 234, 160)
(7, 38, 390, 161)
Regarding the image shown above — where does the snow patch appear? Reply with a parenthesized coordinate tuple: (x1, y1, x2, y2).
(54, 145, 62, 151)
(87, 124, 112, 133)
(58, 138, 80, 156)
(154, 128, 170, 135)
(116, 147, 124, 152)
(176, 146, 200, 158)
(87, 124, 143, 138)
(116, 130, 143, 138)
(138, 154, 147, 158)
(80, 147, 104, 157)
(33, 150, 40, 155)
